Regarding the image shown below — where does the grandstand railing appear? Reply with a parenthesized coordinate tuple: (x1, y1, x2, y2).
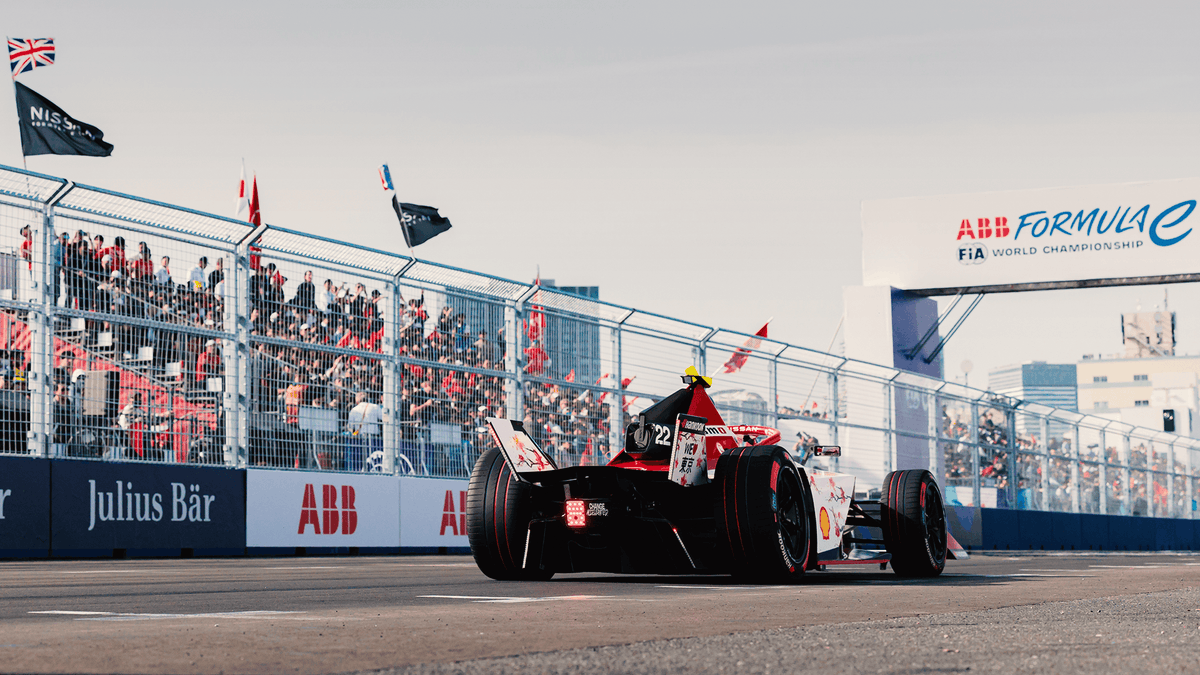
(0, 163, 1196, 520)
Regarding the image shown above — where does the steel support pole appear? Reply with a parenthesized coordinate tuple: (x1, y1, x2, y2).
(26, 199, 55, 457)
(381, 277, 401, 474)
(230, 224, 265, 468)
(1071, 424, 1081, 514)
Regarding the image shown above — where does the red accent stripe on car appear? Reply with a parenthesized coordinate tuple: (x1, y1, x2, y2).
(491, 459, 506, 567)
(501, 467, 514, 566)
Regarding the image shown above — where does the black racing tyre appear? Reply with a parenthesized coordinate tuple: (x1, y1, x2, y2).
(466, 447, 554, 581)
(881, 469, 947, 577)
(715, 445, 811, 582)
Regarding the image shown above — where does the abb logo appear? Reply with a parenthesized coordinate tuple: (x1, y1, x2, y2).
(956, 217, 1010, 240)
(440, 490, 467, 536)
(297, 484, 358, 535)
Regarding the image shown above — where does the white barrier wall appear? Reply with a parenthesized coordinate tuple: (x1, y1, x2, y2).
(246, 469, 400, 548)
(399, 476, 471, 549)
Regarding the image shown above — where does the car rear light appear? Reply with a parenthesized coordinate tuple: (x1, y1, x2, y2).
(565, 499, 586, 528)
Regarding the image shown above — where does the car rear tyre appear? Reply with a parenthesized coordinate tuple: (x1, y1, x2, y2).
(881, 469, 947, 577)
(715, 445, 811, 582)
(466, 447, 554, 581)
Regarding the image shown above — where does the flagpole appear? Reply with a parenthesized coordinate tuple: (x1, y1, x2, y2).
(6, 37, 28, 170)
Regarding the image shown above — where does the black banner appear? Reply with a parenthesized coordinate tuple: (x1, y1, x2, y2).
(0, 457, 50, 556)
(51, 460, 244, 553)
(392, 196, 452, 247)
(14, 81, 113, 157)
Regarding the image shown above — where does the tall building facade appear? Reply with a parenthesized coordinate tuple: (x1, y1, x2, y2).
(988, 362, 1078, 438)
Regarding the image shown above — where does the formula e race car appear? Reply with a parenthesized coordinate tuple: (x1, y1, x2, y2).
(467, 368, 954, 582)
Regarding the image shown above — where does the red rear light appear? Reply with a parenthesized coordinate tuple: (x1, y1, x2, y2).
(565, 500, 586, 528)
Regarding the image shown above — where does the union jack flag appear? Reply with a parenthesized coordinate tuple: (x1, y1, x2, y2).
(7, 38, 55, 78)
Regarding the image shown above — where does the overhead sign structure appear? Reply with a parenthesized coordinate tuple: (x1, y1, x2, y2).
(862, 178, 1200, 295)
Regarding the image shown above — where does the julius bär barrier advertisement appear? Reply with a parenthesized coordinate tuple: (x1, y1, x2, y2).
(0, 457, 50, 556)
(50, 459, 245, 552)
(862, 178, 1200, 292)
(246, 469, 400, 548)
(399, 476, 470, 549)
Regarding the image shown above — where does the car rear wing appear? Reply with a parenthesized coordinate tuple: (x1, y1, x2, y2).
(485, 417, 559, 479)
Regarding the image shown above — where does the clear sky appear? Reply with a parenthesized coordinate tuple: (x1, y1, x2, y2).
(5, 1, 1200, 387)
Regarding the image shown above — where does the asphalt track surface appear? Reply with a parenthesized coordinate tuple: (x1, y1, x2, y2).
(1, 553, 1198, 674)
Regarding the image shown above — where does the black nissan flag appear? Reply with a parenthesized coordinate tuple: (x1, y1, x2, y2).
(13, 81, 113, 157)
(391, 196, 452, 247)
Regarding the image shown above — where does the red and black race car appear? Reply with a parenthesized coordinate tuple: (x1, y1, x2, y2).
(467, 368, 957, 582)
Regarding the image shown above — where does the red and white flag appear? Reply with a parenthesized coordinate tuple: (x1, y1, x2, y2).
(565, 369, 575, 383)
(526, 273, 545, 342)
(719, 319, 771, 375)
(248, 175, 261, 226)
(234, 161, 249, 220)
(247, 174, 263, 270)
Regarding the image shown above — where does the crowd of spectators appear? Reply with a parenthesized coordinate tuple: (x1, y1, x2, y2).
(5, 226, 1199, 506)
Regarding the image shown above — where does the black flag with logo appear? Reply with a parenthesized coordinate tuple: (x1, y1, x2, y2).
(14, 81, 113, 157)
(391, 195, 452, 247)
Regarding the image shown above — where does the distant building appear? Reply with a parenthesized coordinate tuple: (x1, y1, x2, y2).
(988, 362, 1077, 438)
(1121, 307, 1175, 358)
(1076, 355, 1200, 437)
(988, 362, 1078, 411)
(709, 389, 769, 426)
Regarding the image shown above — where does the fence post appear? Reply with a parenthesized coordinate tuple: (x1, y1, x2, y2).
(1039, 417, 1050, 511)
(1121, 433, 1132, 515)
(1005, 406, 1017, 510)
(769, 351, 779, 431)
(929, 391, 940, 487)
(1071, 423, 1081, 514)
(230, 225, 265, 468)
(26, 197, 57, 458)
(505, 300, 521, 422)
(883, 380, 893, 477)
(1186, 443, 1195, 520)
(970, 400, 981, 508)
(382, 275, 403, 475)
(1097, 426, 1107, 515)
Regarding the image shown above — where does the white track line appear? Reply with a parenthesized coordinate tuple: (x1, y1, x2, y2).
(30, 610, 306, 622)
(419, 594, 612, 604)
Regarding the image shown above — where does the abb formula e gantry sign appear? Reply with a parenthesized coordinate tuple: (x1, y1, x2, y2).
(246, 469, 399, 548)
(861, 178, 1200, 294)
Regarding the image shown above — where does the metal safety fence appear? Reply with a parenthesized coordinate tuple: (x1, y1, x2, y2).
(1, 163, 1198, 520)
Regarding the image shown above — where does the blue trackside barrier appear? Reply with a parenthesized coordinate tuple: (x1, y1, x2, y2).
(1050, 513, 1082, 551)
(10, 456, 1200, 559)
(0, 456, 51, 558)
(1079, 513, 1109, 550)
(979, 507, 1020, 550)
(50, 459, 246, 558)
(1016, 510, 1056, 551)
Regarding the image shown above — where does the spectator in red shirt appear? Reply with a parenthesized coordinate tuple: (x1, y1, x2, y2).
(19, 225, 32, 272)
(523, 340, 550, 376)
(196, 340, 221, 385)
(129, 242, 153, 282)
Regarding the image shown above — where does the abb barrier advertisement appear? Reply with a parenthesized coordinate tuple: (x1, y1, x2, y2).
(246, 469, 399, 547)
(399, 476, 470, 549)
(861, 178, 1200, 292)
